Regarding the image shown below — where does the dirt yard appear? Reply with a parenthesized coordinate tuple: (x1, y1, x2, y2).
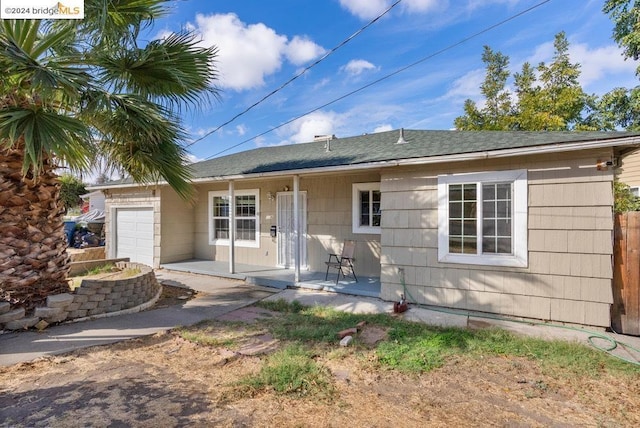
(1, 289, 639, 427)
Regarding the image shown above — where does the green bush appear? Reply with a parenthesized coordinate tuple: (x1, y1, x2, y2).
(59, 174, 87, 212)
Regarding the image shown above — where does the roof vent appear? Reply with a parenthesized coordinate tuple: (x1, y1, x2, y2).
(314, 134, 336, 152)
(396, 128, 407, 144)
(314, 134, 336, 142)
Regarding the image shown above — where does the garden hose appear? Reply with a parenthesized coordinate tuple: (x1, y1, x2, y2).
(397, 270, 640, 366)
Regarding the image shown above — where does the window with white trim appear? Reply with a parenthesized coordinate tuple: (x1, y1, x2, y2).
(208, 190, 260, 247)
(352, 183, 381, 234)
(437, 170, 527, 267)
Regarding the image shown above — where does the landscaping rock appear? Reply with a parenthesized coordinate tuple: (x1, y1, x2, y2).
(46, 293, 74, 308)
(35, 320, 49, 331)
(4, 316, 40, 330)
(340, 335, 353, 347)
(0, 308, 25, 324)
(34, 307, 64, 319)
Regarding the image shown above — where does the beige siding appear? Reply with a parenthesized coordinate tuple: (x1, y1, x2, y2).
(380, 149, 616, 327)
(616, 149, 640, 188)
(159, 188, 195, 263)
(305, 173, 381, 277)
(104, 187, 161, 268)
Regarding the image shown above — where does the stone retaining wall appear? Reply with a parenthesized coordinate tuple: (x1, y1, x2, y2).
(0, 262, 160, 331)
(67, 247, 106, 262)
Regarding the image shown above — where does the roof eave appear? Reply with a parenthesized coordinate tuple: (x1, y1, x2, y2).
(89, 135, 640, 190)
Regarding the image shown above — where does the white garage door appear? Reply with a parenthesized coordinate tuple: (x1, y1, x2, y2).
(116, 208, 154, 267)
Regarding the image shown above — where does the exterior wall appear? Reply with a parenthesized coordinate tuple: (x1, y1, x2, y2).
(616, 149, 640, 189)
(194, 179, 297, 267)
(81, 191, 106, 211)
(193, 173, 382, 277)
(159, 188, 195, 264)
(104, 188, 161, 268)
(306, 173, 381, 277)
(380, 149, 616, 327)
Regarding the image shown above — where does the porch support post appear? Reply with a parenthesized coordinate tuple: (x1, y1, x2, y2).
(228, 180, 235, 274)
(293, 175, 300, 283)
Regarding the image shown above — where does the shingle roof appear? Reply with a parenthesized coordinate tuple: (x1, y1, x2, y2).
(93, 129, 640, 187)
(189, 129, 640, 179)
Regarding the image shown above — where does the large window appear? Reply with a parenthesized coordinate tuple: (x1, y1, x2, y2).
(437, 170, 527, 267)
(209, 190, 260, 247)
(352, 183, 381, 234)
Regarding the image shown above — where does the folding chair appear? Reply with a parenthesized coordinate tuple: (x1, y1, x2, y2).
(324, 240, 357, 284)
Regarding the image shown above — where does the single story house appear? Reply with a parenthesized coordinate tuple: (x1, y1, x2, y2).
(91, 129, 640, 327)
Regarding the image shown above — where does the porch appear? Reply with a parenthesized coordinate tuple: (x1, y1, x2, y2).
(159, 259, 381, 298)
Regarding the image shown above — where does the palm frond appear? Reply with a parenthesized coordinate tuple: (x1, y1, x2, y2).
(0, 21, 90, 104)
(96, 30, 220, 110)
(89, 93, 195, 200)
(81, 0, 169, 47)
(0, 108, 94, 176)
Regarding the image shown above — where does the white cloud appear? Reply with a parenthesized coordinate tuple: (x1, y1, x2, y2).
(236, 124, 247, 136)
(285, 36, 326, 66)
(279, 111, 342, 144)
(339, 0, 438, 19)
(342, 59, 378, 76)
(339, 0, 389, 20)
(193, 126, 217, 137)
(186, 154, 206, 164)
(189, 13, 324, 91)
(313, 78, 331, 90)
(402, 0, 440, 14)
(442, 68, 485, 100)
(569, 43, 637, 90)
(374, 124, 393, 132)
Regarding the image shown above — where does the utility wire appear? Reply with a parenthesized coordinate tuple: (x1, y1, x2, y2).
(186, 0, 403, 149)
(205, 0, 552, 160)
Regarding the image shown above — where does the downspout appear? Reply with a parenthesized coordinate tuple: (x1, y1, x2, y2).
(229, 180, 235, 274)
(293, 175, 300, 283)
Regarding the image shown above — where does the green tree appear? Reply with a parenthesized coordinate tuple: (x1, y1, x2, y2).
(454, 46, 513, 130)
(614, 180, 640, 213)
(456, 33, 588, 130)
(604, 0, 640, 75)
(599, 2, 640, 131)
(0, 0, 219, 308)
(513, 32, 589, 130)
(59, 174, 87, 212)
(596, 86, 640, 130)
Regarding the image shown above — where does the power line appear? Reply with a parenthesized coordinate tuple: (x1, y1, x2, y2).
(186, 0, 403, 149)
(204, 0, 553, 160)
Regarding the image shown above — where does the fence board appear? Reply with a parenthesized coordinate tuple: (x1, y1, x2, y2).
(612, 212, 640, 336)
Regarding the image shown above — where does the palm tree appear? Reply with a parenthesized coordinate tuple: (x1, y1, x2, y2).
(0, 0, 218, 309)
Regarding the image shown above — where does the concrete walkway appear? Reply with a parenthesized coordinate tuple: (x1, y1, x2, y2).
(1, 270, 640, 367)
(0, 271, 276, 366)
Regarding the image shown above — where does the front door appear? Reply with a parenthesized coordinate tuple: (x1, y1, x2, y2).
(277, 192, 307, 268)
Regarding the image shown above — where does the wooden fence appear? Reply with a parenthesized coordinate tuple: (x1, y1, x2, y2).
(612, 212, 640, 336)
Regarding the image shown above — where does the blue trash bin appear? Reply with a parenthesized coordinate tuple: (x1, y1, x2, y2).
(63, 221, 76, 245)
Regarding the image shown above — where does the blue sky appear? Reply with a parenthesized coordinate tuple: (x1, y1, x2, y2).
(150, 0, 639, 162)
